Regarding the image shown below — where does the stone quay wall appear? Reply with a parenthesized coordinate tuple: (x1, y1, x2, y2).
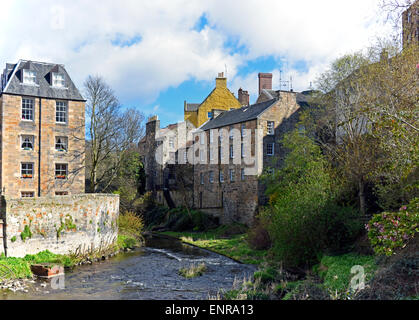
(0, 194, 119, 258)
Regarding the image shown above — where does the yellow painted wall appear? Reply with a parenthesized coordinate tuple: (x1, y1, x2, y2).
(184, 77, 242, 127)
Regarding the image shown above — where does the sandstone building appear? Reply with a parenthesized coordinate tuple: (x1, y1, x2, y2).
(0, 60, 86, 198)
(141, 72, 311, 225)
(184, 72, 243, 127)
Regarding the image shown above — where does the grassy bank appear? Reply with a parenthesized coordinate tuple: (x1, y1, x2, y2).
(160, 225, 267, 265)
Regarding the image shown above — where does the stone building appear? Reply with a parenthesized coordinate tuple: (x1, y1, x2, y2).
(184, 72, 242, 127)
(0, 60, 85, 198)
(402, 0, 418, 47)
(194, 88, 310, 225)
(141, 71, 311, 225)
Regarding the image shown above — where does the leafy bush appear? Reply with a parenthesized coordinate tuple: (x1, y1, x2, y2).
(118, 211, 145, 243)
(260, 130, 360, 267)
(366, 198, 418, 256)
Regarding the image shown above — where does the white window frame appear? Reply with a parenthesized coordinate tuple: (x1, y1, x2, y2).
(230, 144, 234, 159)
(267, 121, 275, 135)
(219, 170, 224, 183)
(210, 130, 214, 143)
(55, 163, 68, 180)
(267, 143, 275, 156)
(21, 162, 34, 179)
(200, 132, 205, 145)
(21, 135, 34, 150)
(209, 148, 214, 161)
(21, 191, 34, 198)
(21, 98, 34, 121)
(229, 169, 235, 182)
(52, 73, 65, 88)
(169, 137, 175, 148)
(23, 70, 36, 85)
(55, 136, 68, 152)
(209, 171, 214, 183)
(56, 101, 67, 124)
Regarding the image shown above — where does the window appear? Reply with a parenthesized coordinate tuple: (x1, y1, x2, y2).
(200, 150, 205, 162)
(241, 168, 245, 181)
(209, 148, 214, 161)
(55, 163, 68, 179)
(229, 126, 234, 139)
(52, 73, 65, 87)
(55, 136, 68, 152)
(22, 98, 34, 121)
(21, 163, 33, 179)
(241, 143, 244, 158)
(210, 130, 214, 143)
(200, 172, 204, 185)
(229, 169, 235, 182)
(209, 171, 214, 183)
(55, 191, 68, 196)
(241, 123, 247, 137)
(184, 150, 188, 163)
(219, 170, 224, 183)
(169, 137, 175, 148)
(230, 145, 234, 159)
(267, 121, 275, 135)
(267, 143, 275, 156)
(23, 70, 36, 85)
(56, 101, 67, 123)
(21, 135, 34, 150)
(21, 191, 34, 198)
(208, 112, 213, 119)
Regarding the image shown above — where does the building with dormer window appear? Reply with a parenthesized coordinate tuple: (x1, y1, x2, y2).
(0, 60, 86, 198)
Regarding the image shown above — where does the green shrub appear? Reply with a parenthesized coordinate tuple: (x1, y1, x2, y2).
(260, 130, 364, 267)
(367, 198, 418, 256)
(118, 211, 145, 240)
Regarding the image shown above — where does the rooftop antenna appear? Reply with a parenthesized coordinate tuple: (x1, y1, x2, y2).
(225, 64, 227, 79)
(290, 75, 293, 92)
(279, 70, 289, 91)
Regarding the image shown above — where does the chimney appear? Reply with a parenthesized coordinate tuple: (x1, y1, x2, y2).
(238, 88, 250, 106)
(258, 73, 272, 95)
(215, 72, 227, 88)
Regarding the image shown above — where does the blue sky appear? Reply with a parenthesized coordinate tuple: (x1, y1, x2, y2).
(0, 0, 394, 127)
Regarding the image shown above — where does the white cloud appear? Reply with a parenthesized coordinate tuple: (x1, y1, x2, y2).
(0, 0, 393, 107)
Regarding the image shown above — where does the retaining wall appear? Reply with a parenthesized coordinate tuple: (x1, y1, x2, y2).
(1, 194, 119, 258)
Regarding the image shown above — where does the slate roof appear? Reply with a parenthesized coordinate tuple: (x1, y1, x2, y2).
(260, 89, 312, 107)
(1, 60, 85, 101)
(200, 99, 277, 131)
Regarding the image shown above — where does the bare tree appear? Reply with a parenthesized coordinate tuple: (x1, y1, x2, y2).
(84, 75, 145, 193)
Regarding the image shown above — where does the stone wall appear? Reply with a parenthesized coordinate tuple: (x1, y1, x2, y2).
(1, 193, 119, 258)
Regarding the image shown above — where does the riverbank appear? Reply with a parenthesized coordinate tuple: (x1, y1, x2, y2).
(159, 225, 267, 265)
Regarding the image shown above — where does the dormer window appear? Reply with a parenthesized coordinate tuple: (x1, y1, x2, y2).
(23, 70, 36, 85)
(52, 73, 65, 87)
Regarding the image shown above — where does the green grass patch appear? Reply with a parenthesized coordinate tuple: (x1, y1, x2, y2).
(0, 250, 78, 280)
(161, 226, 267, 265)
(117, 234, 138, 250)
(314, 253, 377, 294)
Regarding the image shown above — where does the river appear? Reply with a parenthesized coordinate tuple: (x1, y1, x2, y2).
(0, 234, 256, 300)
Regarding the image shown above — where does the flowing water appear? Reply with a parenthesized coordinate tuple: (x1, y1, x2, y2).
(0, 234, 256, 300)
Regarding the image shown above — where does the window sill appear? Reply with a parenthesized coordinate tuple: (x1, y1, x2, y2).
(20, 83, 39, 87)
(21, 119, 35, 122)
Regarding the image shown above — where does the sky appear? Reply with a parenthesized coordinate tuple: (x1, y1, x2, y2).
(0, 0, 395, 127)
